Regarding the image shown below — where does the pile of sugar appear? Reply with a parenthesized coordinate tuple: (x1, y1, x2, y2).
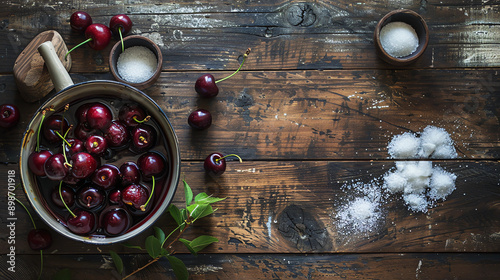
(384, 126, 458, 212)
(117, 46, 157, 83)
(380, 21, 419, 58)
(334, 126, 458, 234)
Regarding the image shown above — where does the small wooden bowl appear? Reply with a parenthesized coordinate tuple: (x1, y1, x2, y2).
(374, 9, 429, 66)
(109, 35, 162, 90)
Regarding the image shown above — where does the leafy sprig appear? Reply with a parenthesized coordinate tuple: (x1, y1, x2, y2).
(111, 180, 225, 280)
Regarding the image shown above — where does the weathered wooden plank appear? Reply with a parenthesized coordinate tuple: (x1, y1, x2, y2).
(0, 1, 499, 73)
(1, 69, 499, 162)
(1, 252, 500, 280)
(1, 160, 499, 255)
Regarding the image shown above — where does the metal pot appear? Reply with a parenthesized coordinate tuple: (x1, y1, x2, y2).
(19, 41, 180, 244)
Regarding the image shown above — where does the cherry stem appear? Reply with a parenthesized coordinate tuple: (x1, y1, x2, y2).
(65, 38, 92, 61)
(215, 48, 251, 84)
(36, 111, 46, 153)
(140, 176, 155, 211)
(139, 136, 148, 144)
(215, 154, 243, 163)
(61, 104, 69, 134)
(59, 181, 76, 218)
(133, 115, 151, 124)
(119, 27, 124, 52)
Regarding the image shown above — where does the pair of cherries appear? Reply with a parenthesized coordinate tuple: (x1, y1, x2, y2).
(67, 11, 133, 56)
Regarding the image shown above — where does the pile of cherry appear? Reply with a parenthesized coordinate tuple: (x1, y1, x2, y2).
(28, 101, 167, 236)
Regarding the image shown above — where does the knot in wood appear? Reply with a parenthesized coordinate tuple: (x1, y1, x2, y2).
(286, 3, 316, 27)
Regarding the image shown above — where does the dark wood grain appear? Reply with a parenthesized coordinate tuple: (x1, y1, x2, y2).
(1, 69, 499, 162)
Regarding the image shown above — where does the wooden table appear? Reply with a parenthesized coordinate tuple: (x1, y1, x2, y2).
(1, 1, 500, 279)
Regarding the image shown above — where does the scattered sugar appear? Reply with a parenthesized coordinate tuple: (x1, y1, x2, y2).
(380, 21, 419, 58)
(117, 46, 157, 83)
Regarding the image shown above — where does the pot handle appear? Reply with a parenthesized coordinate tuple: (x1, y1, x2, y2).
(38, 41, 74, 92)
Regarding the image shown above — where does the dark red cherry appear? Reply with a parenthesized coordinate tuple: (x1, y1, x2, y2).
(204, 152, 226, 177)
(92, 164, 120, 189)
(118, 103, 148, 127)
(67, 210, 96, 235)
(122, 184, 149, 211)
(74, 123, 97, 141)
(104, 120, 129, 147)
(43, 115, 69, 143)
(27, 229, 52, 250)
(51, 185, 75, 208)
(75, 103, 94, 124)
(130, 124, 156, 153)
(102, 208, 130, 235)
(109, 189, 122, 204)
(188, 109, 212, 130)
(120, 161, 140, 186)
(61, 138, 84, 157)
(28, 150, 53, 176)
(195, 74, 218, 98)
(44, 153, 70, 181)
(86, 103, 112, 130)
(63, 174, 81, 185)
(77, 185, 105, 210)
(70, 11, 92, 33)
(109, 14, 133, 37)
(137, 152, 165, 180)
(85, 135, 108, 156)
(70, 152, 98, 179)
(85, 23, 112, 50)
(0, 104, 20, 128)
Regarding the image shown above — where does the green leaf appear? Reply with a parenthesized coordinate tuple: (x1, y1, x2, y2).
(187, 203, 214, 221)
(168, 204, 183, 226)
(121, 242, 144, 251)
(194, 193, 226, 204)
(160, 247, 169, 257)
(154, 227, 165, 243)
(183, 180, 193, 207)
(166, 255, 189, 280)
(53, 268, 71, 280)
(190, 235, 219, 253)
(145, 236, 162, 258)
(178, 238, 197, 256)
(109, 250, 123, 274)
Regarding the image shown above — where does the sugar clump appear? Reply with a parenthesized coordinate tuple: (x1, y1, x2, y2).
(419, 126, 457, 158)
(428, 167, 457, 200)
(117, 46, 157, 83)
(380, 21, 419, 58)
(387, 132, 420, 159)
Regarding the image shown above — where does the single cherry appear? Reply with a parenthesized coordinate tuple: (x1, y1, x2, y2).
(104, 120, 129, 147)
(43, 115, 69, 143)
(67, 210, 96, 235)
(44, 153, 70, 181)
(75, 103, 94, 124)
(188, 109, 212, 130)
(118, 103, 150, 127)
(204, 153, 242, 177)
(85, 135, 108, 156)
(27, 229, 52, 250)
(0, 104, 20, 128)
(70, 152, 98, 179)
(74, 123, 98, 140)
(109, 14, 133, 52)
(86, 103, 112, 130)
(130, 124, 156, 153)
(51, 185, 75, 208)
(65, 23, 112, 60)
(77, 185, 105, 210)
(138, 152, 165, 180)
(122, 184, 150, 211)
(120, 161, 141, 186)
(28, 150, 53, 176)
(70, 11, 92, 33)
(92, 164, 120, 189)
(63, 174, 81, 185)
(102, 208, 130, 235)
(195, 48, 251, 98)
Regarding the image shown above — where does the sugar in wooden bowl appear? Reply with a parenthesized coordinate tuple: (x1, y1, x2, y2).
(374, 9, 429, 66)
(109, 35, 162, 90)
